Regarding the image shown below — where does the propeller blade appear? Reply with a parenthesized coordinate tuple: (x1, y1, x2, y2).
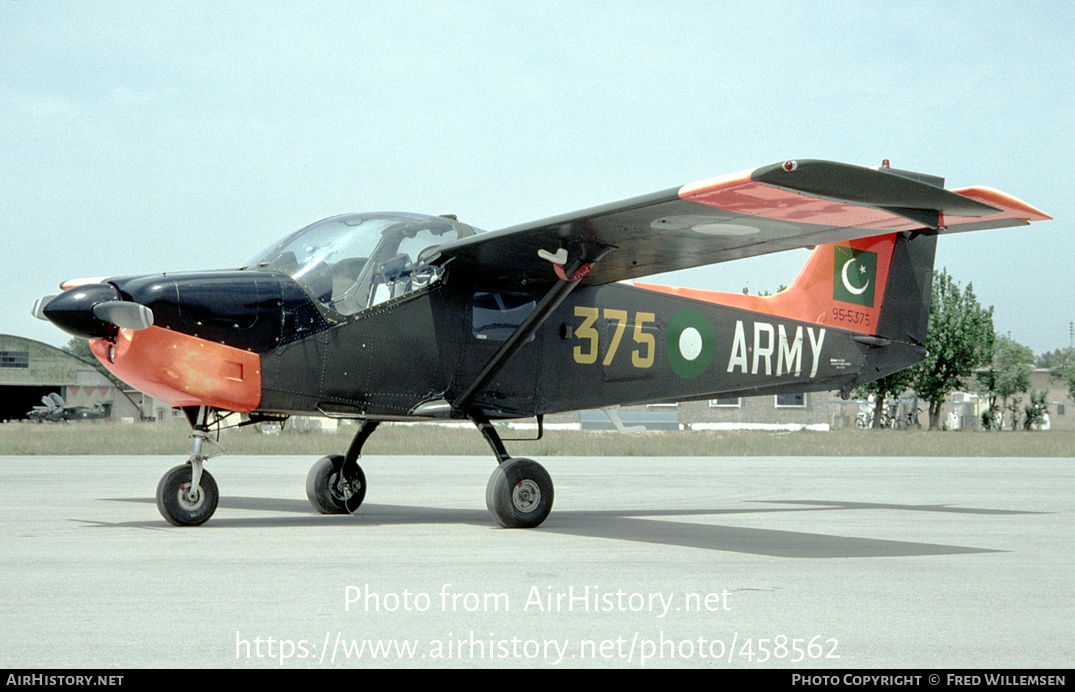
(92, 301, 155, 331)
(32, 295, 57, 320)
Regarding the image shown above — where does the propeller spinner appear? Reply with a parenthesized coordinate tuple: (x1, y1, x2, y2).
(33, 283, 154, 339)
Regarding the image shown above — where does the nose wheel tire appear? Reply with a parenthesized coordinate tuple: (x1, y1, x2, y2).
(485, 458, 554, 528)
(306, 454, 366, 514)
(156, 464, 219, 526)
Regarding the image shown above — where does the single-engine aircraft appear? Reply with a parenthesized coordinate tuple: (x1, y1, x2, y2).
(32, 160, 1050, 528)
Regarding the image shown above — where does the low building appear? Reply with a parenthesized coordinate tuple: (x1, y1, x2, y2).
(959, 370, 1073, 431)
(680, 391, 831, 431)
(829, 369, 1075, 432)
(548, 390, 831, 431)
(1034, 369, 1074, 431)
(0, 334, 180, 423)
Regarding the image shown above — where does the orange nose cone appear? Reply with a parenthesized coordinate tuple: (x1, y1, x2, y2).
(90, 326, 262, 412)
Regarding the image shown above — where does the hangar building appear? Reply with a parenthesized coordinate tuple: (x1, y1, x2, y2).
(0, 334, 148, 422)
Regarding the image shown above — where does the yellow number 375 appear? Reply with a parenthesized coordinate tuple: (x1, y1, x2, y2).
(572, 307, 656, 369)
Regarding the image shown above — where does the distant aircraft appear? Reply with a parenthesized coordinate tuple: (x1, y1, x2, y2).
(32, 159, 1050, 527)
(26, 393, 113, 423)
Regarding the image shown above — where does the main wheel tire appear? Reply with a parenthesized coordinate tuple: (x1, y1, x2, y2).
(306, 454, 366, 514)
(156, 464, 219, 526)
(485, 457, 554, 529)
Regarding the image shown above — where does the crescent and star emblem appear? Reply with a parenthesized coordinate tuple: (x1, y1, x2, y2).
(841, 257, 870, 296)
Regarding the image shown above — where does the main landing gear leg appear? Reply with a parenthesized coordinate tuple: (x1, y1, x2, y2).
(472, 412, 554, 529)
(156, 406, 223, 526)
(455, 253, 596, 529)
(306, 420, 378, 515)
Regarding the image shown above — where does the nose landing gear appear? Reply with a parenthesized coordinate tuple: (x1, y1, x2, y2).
(156, 406, 224, 526)
(156, 463, 219, 526)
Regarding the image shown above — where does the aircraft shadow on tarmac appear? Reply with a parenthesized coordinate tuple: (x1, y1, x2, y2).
(82, 495, 1044, 559)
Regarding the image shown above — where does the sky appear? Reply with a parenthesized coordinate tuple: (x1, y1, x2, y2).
(2, 1, 1072, 355)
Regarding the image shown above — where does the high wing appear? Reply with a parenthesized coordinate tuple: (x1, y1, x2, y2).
(433, 159, 1051, 290)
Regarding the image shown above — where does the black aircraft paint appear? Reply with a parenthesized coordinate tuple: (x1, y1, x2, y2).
(33, 160, 1050, 528)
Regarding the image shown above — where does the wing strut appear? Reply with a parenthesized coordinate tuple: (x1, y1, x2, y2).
(452, 251, 601, 415)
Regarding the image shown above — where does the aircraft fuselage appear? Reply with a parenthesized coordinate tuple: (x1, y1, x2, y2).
(56, 268, 920, 422)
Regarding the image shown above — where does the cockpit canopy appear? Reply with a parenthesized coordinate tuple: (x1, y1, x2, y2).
(244, 212, 478, 316)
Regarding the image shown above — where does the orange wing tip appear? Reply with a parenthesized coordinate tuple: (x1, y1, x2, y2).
(61, 276, 110, 290)
(952, 187, 1052, 221)
(678, 168, 756, 198)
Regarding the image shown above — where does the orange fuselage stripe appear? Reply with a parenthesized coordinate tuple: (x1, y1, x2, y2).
(635, 234, 897, 335)
(89, 326, 262, 412)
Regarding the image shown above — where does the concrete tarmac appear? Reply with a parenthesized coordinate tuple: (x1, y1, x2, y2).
(0, 454, 1071, 669)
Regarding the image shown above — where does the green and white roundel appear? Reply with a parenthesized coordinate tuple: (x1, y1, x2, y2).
(666, 309, 715, 378)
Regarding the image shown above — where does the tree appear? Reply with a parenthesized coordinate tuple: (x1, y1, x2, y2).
(855, 368, 915, 429)
(1023, 390, 1049, 430)
(910, 269, 995, 431)
(742, 284, 788, 296)
(1036, 348, 1069, 369)
(975, 334, 1034, 430)
(63, 337, 125, 388)
(63, 337, 96, 363)
(1048, 347, 1075, 402)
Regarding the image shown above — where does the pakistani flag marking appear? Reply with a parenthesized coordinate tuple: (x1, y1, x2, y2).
(833, 246, 878, 308)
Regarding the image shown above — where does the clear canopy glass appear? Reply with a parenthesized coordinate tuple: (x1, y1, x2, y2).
(245, 212, 478, 315)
